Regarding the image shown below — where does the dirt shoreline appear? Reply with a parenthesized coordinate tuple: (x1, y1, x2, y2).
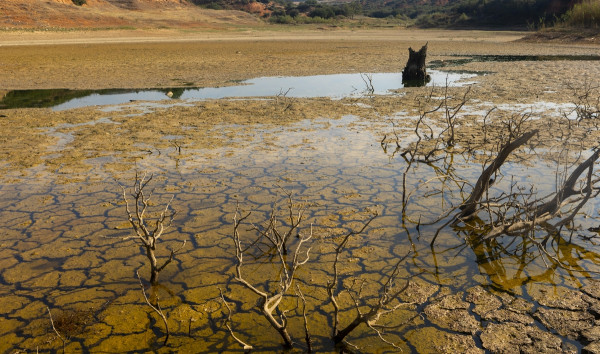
(2, 27, 597, 91)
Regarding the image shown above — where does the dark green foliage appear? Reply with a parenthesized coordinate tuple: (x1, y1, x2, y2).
(452, 0, 569, 27)
(287, 8, 299, 18)
(72, 0, 86, 5)
(560, 0, 600, 28)
(361, 0, 574, 27)
(186, 0, 578, 28)
(309, 5, 335, 19)
(188, 0, 245, 10)
(415, 12, 454, 28)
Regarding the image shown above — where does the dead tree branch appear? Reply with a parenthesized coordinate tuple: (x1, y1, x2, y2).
(456, 129, 539, 220)
(332, 254, 413, 347)
(534, 147, 600, 218)
(441, 83, 471, 147)
(250, 190, 305, 255)
(120, 171, 185, 285)
(47, 307, 66, 353)
(325, 212, 415, 349)
(232, 203, 312, 349)
(296, 285, 313, 353)
(136, 270, 170, 346)
(326, 213, 378, 339)
(219, 288, 253, 352)
(360, 73, 375, 95)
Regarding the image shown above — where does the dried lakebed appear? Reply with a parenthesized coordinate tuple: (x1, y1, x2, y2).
(1, 55, 600, 352)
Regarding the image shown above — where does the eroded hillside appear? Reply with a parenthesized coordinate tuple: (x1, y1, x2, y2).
(0, 0, 261, 29)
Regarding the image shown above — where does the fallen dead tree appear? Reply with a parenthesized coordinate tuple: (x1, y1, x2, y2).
(456, 129, 540, 220)
(429, 124, 600, 268)
(483, 147, 600, 241)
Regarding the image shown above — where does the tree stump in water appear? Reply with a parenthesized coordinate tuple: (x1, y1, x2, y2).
(402, 43, 431, 87)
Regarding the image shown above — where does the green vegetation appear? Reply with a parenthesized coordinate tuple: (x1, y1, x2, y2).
(560, 0, 600, 28)
(269, 1, 362, 24)
(0, 89, 93, 109)
(187, 0, 586, 29)
(72, 0, 86, 6)
(362, 0, 573, 28)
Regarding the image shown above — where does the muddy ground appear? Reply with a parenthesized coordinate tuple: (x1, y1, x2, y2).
(0, 27, 592, 90)
(1, 28, 600, 352)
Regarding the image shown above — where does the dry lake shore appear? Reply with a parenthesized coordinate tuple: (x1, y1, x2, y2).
(1, 27, 600, 352)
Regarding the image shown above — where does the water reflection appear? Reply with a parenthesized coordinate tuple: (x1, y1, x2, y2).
(457, 218, 600, 290)
(0, 70, 476, 110)
(1, 102, 600, 350)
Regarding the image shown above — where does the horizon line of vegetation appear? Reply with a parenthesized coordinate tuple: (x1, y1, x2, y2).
(67, 0, 599, 30)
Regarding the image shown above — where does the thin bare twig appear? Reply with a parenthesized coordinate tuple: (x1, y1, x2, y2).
(296, 285, 313, 353)
(136, 270, 170, 346)
(219, 288, 253, 352)
(232, 201, 312, 349)
(47, 306, 66, 353)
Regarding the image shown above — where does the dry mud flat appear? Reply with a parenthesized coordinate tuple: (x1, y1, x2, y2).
(0, 28, 584, 90)
(1, 29, 600, 352)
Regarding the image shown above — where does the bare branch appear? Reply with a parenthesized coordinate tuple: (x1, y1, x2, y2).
(332, 253, 413, 346)
(456, 129, 539, 220)
(296, 285, 313, 353)
(232, 200, 313, 349)
(219, 288, 253, 352)
(136, 270, 169, 346)
(120, 172, 183, 285)
(47, 307, 66, 353)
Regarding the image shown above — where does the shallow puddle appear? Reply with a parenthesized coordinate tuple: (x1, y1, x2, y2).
(1, 69, 477, 110)
(2, 107, 600, 351)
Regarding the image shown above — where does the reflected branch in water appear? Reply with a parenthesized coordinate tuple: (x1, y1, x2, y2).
(47, 306, 66, 353)
(136, 270, 170, 346)
(327, 212, 418, 350)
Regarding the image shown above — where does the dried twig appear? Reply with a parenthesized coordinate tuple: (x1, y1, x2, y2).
(360, 73, 375, 95)
(331, 252, 414, 347)
(219, 288, 253, 352)
(296, 285, 312, 353)
(232, 202, 312, 349)
(47, 306, 66, 353)
(326, 212, 378, 339)
(136, 270, 170, 346)
(325, 212, 415, 348)
(120, 171, 185, 285)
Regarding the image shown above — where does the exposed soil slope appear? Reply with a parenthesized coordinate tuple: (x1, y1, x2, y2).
(0, 0, 261, 29)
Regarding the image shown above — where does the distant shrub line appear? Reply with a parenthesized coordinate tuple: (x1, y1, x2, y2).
(561, 0, 600, 28)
